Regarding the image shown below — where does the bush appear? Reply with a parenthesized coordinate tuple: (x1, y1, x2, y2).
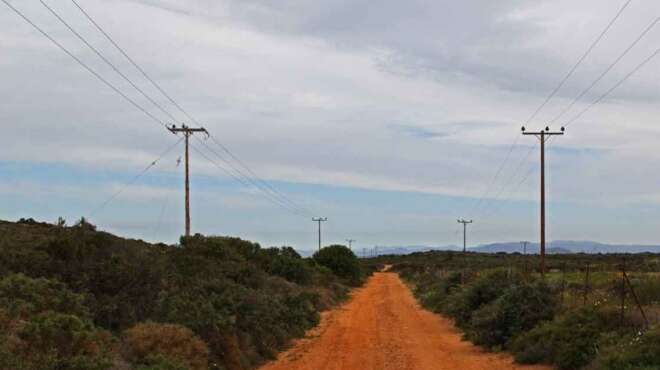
(12, 312, 113, 370)
(123, 322, 210, 370)
(264, 247, 313, 285)
(511, 307, 609, 370)
(313, 245, 361, 284)
(468, 280, 558, 349)
(415, 272, 462, 312)
(443, 269, 512, 327)
(0, 273, 89, 319)
(591, 325, 660, 370)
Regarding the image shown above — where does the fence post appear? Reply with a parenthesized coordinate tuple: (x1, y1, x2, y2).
(560, 263, 566, 308)
(583, 263, 590, 306)
(623, 270, 649, 329)
(620, 259, 626, 326)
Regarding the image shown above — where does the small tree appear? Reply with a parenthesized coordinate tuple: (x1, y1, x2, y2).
(313, 245, 361, 284)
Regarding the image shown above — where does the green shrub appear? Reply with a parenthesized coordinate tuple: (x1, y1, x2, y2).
(468, 280, 558, 349)
(264, 247, 313, 285)
(123, 322, 209, 370)
(0, 274, 89, 319)
(443, 269, 512, 327)
(511, 307, 609, 369)
(591, 325, 660, 370)
(12, 311, 113, 370)
(313, 245, 361, 284)
(415, 272, 462, 312)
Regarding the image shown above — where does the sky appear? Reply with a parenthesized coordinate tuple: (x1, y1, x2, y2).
(2, 0, 660, 251)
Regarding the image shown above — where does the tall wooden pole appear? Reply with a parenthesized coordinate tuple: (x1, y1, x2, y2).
(184, 131, 191, 237)
(168, 124, 208, 237)
(522, 126, 564, 277)
(540, 131, 546, 275)
(312, 217, 327, 252)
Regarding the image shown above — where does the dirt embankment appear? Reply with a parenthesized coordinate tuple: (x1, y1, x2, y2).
(259, 272, 550, 370)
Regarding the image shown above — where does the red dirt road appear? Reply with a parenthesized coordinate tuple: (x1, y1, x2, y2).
(259, 272, 550, 370)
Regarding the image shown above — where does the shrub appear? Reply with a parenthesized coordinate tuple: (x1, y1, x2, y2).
(264, 247, 313, 285)
(511, 307, 609, 369)
(13, 311, 113, 370)
(468, 280, 558, 349)
(443, 269, 512, 327)
(591, 325, 660, 370)
(123, 322, 210, 370)
(415, 272, 462, 312)
(0, 274, 89, 319)
(313, 245, 361, 284)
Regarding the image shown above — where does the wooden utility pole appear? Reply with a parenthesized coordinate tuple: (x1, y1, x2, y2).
(346, 239, 356, 251)
(312, 217, 327, 252)
(457, 219, 473, 253)
(522, 126, 564, 277)
(168, 124, 208, 237)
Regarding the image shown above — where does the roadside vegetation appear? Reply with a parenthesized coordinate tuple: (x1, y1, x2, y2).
(386, 250, 660, 370)
(0, 218, 368, 370)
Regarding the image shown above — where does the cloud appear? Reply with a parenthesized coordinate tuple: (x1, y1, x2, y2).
(2, 0, 660, 245)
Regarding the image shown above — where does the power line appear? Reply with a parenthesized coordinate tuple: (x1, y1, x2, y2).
(467, 0, 633, 219)
(484, 7, 656, 219)
(188, 141, 309, 217)
(467, 135, 520, 219)
(1, 0, 168, 129)
(208, 134, 313, 216)
(39, 0, 180, 124)
(475, 143, 536, 219)
(525, 0, 632, 126)
(193, 136, 312, 217)
(69, 0, 192, 123)
(564, 46, 660, 128)
(67, 0, 313, 217)
(550, 15, 660, 125)
(89, 137, 184, 218)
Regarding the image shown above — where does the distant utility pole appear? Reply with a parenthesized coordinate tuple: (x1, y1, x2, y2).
(457, 219, 473, 253)
(168, 124, 208, 237)
(312, 217, 327, 252)
(362, 248, 366, 259)
(346, 239, 356, 251)
(522, 126, 564, 277)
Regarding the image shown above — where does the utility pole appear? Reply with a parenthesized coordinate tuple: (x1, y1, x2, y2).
(457, 219, 473, 253)
(362, 247, 366, 259)
(168, 124, 208, 237)
(522, 126, 564, 277)
(312, 217, 327, 252)
(346, 239, 356, 251)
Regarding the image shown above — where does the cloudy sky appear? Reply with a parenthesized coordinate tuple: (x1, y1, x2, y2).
(2, 0, 660, 250)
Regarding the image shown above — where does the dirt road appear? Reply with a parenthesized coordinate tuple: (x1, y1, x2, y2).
(259, 272, 549, 370)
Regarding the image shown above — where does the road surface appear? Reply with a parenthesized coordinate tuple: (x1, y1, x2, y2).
(259, 271, 549, 370)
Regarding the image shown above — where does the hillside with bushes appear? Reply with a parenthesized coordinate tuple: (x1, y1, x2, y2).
(0, 218, 365, 370)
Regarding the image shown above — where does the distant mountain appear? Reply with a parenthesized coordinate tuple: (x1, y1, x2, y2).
(296, 245, 461, 257)
(471, 240, 660, 254)
(296, 240, 660, 257)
